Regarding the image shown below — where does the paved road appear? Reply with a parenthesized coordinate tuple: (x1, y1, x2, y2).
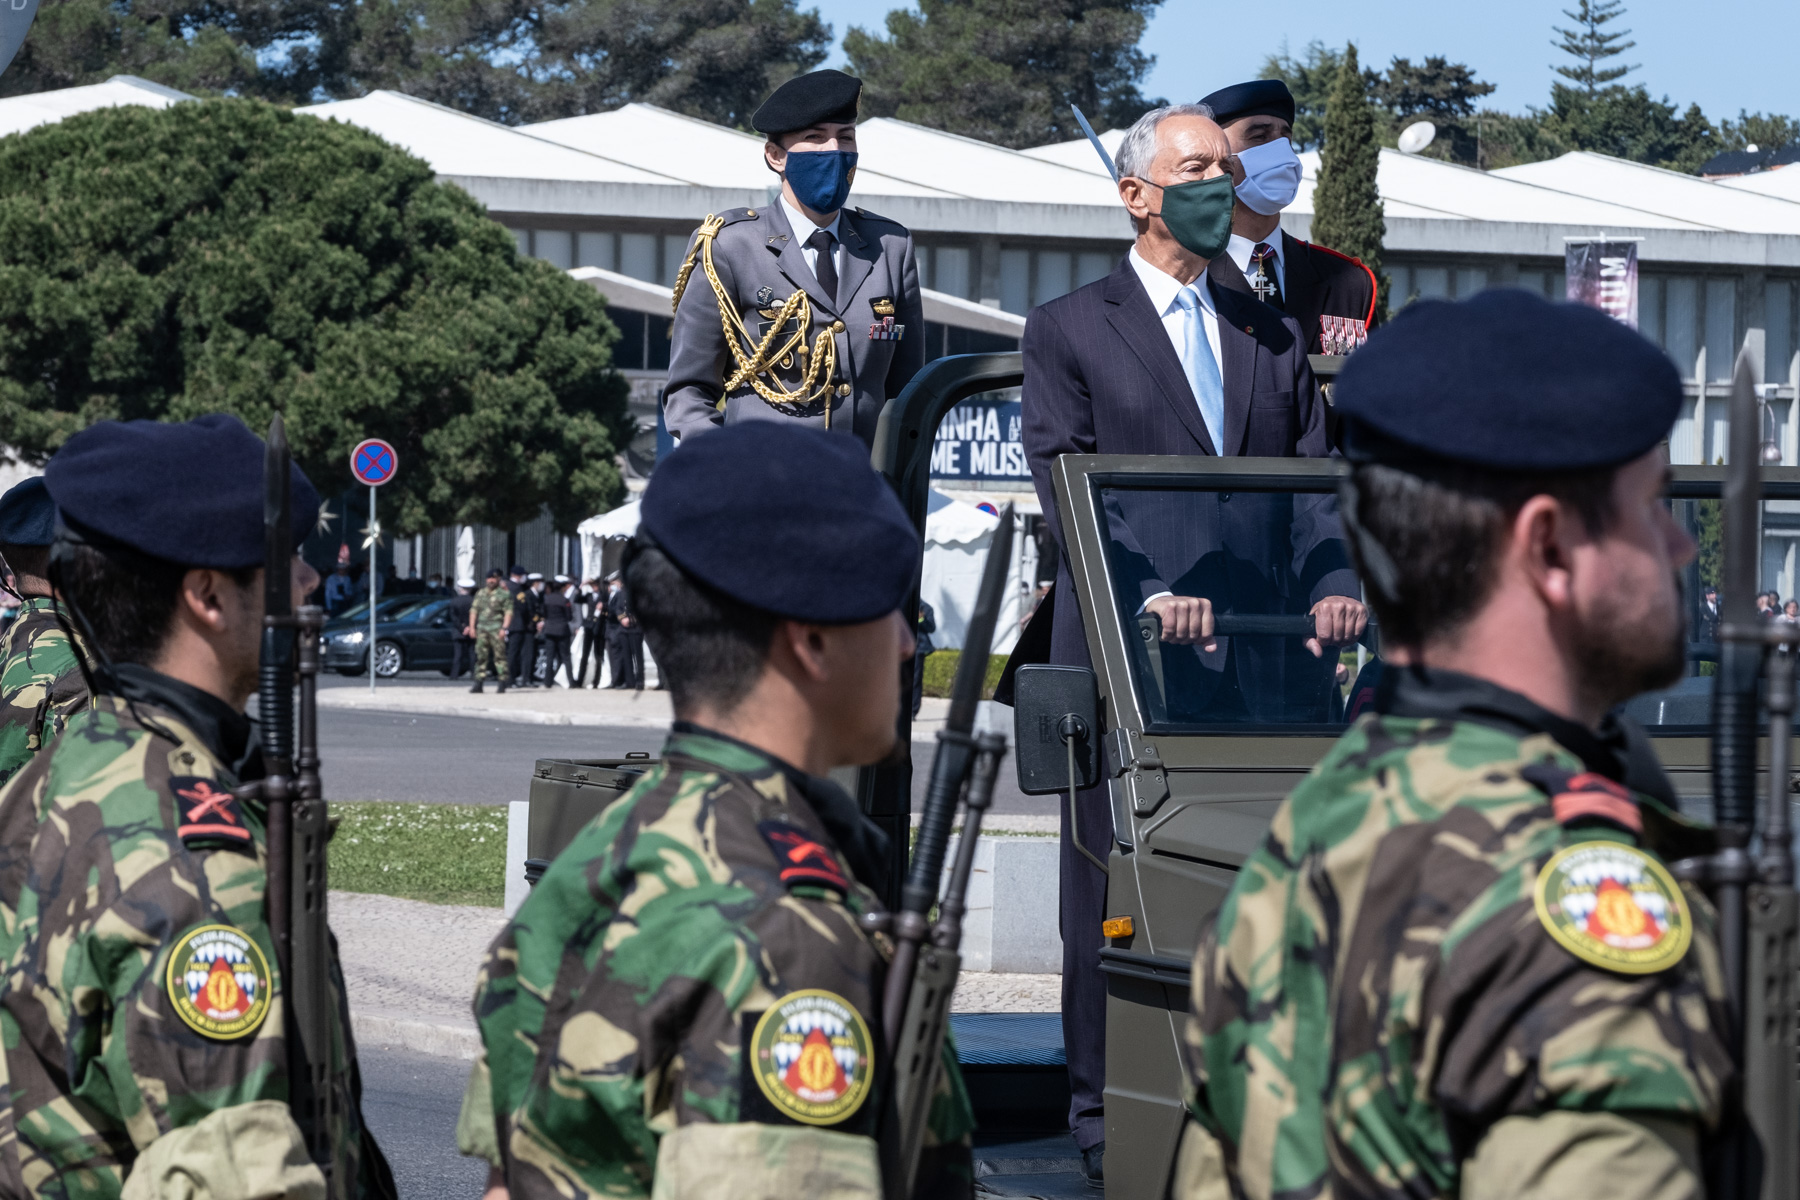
(319, 705, 1043, 815)
(361, 1044, 489, 1197)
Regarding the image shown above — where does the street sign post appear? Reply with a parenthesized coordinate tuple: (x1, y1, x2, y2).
(349, 439, 398, 695)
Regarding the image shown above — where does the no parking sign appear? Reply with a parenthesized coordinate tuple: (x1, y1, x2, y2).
(351, 438, 398, 486)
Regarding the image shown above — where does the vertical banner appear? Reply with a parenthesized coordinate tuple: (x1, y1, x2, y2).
(1566, 239, 1639, 328)
(1, 0, 41, 78)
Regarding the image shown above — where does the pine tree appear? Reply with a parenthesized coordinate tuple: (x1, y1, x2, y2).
(1311, 44, 1388, 322)
(1552, 0, 1638, 94)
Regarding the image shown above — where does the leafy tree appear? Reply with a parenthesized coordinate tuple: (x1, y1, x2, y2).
(1259, 40, 1352, 151)
(1552, 0, 1637, 94)
(1310, 44, 1388, 323)
(1717, 111, 1800, 154)
(845, 0, 1164, 149)
(1371, 56, 1497, 166)
(0, 99, 632, 533)
(0, 0, 358, 102)
(362, 0, 832, 127)
(1541, 83, 1719, 172)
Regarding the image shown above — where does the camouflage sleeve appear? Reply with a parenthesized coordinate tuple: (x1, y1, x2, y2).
(1, 729, 289, 1192)
(1461, 1111, 1702, 1200)
(0, 607, 87, 787)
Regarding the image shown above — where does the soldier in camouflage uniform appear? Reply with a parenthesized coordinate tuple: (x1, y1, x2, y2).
(1178, 291, 1737, 1199)
(0, 415, 395, 1199)
(467, 567, 511, 693)
(0, 478, 87, 786)
(460, 422, 973, 1199)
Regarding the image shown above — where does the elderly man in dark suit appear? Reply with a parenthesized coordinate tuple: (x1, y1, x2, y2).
(1020, 101, 1366, 1186)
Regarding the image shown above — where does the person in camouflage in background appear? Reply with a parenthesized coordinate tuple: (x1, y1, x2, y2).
(459, 423, 974, 1200)
(467, 568, 511, 693)
(0, 416, 395, 1200)
(1178, 292, 1737, 1200)
(0, 478, 87, 786)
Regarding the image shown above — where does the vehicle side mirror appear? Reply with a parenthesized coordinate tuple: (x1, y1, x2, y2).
(1012, 664, 1100, 796)
(432, 615, 448, 626)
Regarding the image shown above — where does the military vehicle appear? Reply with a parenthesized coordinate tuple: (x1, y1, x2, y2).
(525, 351, 1799, 1198)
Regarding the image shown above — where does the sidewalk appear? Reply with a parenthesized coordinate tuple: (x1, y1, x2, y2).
(336, 890, 1059, 1060)
(320, 678, 961, 735)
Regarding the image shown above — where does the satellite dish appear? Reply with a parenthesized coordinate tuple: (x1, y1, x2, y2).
(1398, 121, 1436, 155)
(1747, 143, 1761, 154)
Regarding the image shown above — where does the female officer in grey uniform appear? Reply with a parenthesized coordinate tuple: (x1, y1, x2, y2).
(663, 69, 926, 450)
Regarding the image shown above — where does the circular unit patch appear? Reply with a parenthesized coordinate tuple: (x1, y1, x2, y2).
(165, 924, 273, 1040)
(748, 989, 874, 1126)
(1533, 842, 1692, 975)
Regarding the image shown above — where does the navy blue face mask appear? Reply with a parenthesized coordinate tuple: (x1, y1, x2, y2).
(784, 150, 858, 215)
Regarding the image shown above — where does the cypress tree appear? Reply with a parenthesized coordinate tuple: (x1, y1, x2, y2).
(1311, 43, 1390, 322)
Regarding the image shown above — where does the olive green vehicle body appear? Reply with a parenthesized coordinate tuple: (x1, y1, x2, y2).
(519, 353, 1790, 1197)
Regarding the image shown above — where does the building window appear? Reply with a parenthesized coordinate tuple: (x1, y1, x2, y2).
(935, 246, 972, 299)
(1077, 252, 1113, 288)
(608, 310, 673, 371)
(1641, 275, 1738, 382)
(1000, 248, 1031, 314)
(1769, 279, 1796, 384)
(577, 232, 615, 271)
(1033, 251, 1072, 308)
(1705, 278, 1737, 382)
(509, 228, 530, 255)
(534, 230, 574, 270)
(619, 233, 659, 283)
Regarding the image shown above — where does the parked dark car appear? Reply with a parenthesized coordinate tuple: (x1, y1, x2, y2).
(321, 596, 460, 677)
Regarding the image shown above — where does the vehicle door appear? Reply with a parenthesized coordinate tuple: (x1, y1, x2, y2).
(1049, 453, 1364, 1196)
(406, 598, 456, 668)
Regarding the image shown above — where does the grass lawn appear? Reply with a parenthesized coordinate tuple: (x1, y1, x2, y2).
(329, 801, 505, 907)
(920, 651, 1008, 699)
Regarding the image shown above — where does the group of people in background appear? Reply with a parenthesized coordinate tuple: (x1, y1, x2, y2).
(451, 565, 643, 691)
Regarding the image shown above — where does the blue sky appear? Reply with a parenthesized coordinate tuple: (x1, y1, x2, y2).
(810, 0, 1799, 127)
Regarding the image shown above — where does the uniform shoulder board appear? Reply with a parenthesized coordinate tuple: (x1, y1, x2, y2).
(1520, 762, 1642, 836)
(173, 776, 254, 850)
(757, 819, 850, 893)
(852, 206, 903, 229)
(718, 207, 761, 227)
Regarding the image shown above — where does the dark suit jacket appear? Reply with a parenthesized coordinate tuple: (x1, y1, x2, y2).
(1022, 257, 1356, 721)
(1208, 232, 1380, 355)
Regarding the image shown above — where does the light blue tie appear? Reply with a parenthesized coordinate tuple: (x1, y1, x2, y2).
(1174, 284, 1226, 453)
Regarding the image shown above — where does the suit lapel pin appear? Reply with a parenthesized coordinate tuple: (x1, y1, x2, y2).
(756, 286, 775, 306)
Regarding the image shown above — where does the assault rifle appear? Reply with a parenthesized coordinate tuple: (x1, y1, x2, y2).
(1683, 347, 1797, 1200)
(877, 504, 1013, 1199)
(259, 417, 336, 1178)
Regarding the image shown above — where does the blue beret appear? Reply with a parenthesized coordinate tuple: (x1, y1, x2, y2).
(0, 477, 55, 547)
(641, 424, 918, 623)
(44, 414, 321, 569)
(752, 69, 862, 136)
(1200, 79, 1295, 127)
(1335, 289, 1682, 472)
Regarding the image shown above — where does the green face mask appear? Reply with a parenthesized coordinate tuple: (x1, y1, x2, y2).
(1151, 173, 1236, 260)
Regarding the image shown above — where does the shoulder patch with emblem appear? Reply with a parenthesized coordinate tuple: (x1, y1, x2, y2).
(173, 776, 253, 849)
(758, 820, 850, 893)
(1533, 841, 1692, 974)
(165, 924, 274, 1039)
(746, 989, 874, 1125)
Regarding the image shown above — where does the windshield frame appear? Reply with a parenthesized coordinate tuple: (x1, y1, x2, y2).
(1051, 454, 1800, 749)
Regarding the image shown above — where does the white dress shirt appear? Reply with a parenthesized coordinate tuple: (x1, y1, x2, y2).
(1226, 230, 1287, 300)
(779, 194, 843, 286)
(1127, 246, 1222, 376)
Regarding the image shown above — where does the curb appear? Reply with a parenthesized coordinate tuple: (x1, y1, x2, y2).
(317, 696, 667, 729)
(352, 1012, 480, 1060)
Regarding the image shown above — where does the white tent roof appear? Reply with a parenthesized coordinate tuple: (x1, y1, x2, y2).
(298, 91, 683, 185)
(578, 499, 641, 540)
(926, 489, 999, 546)
(1287, 148, 1713, 229)
(1492, 152, 1800, 234)
(853, 118, 1121, 207)
(529, 104, 955, 198)
(0, 75, 190, 139)
(1019, 128, 1124, 175)
(1722, 165, 1800, 202)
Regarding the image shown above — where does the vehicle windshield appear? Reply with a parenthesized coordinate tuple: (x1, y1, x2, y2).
(1090, 480, 1746, 736)
(329, 596, 421, 623)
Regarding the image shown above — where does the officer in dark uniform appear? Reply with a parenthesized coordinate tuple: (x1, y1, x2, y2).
(663, 69, 926, 450)
(504, 565, 534, 687)
(1200, 79, 1381, 355)
(540, 575, 576, 687)
(448, 577, 475, 679)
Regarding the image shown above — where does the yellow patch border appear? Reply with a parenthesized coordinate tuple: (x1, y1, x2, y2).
(165, 923, 274, 1040)
(748, 988, 874, 1126)
(1532, 842, 1692, 975)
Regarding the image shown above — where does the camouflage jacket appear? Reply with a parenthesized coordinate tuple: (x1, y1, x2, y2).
(0, 666, 395, 1200)
(462, 726, 975, 1199)
(469, 585, 510, 632)
(0, 598, 88, 787)
(1183, 667, 1734, 1199)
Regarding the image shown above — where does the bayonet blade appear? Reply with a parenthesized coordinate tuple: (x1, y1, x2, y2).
(945, 505, 1015, 735)
(1072, 106, 1120, 183)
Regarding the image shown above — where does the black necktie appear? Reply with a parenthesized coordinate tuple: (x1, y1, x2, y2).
(806, 229, 838, 305)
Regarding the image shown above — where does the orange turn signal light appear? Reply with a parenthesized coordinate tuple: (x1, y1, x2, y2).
(1102, 916, 1134, 939)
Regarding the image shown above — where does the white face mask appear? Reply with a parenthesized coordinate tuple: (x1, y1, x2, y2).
(1234, 138, 1303, 216)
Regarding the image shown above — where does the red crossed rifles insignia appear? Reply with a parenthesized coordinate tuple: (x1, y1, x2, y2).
(757, 821, 850, 894)
(174, 777, 253, 849)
